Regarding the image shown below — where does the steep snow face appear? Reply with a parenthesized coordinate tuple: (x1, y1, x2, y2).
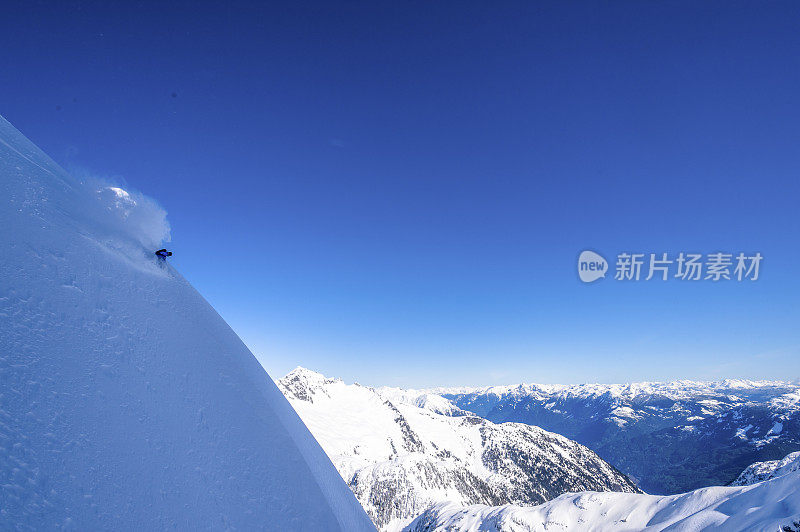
(732, 451, 800, 486)
(278, 368, 639, 532)
(441, 380, 800, 493)
(405, 468, 800, 532)
(0, 117, 375, 531)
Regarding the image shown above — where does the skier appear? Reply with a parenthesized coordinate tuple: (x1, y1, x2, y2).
(155, 248, 172, 261)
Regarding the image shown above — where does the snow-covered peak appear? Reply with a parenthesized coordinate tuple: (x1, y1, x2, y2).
(412, 393, 467, 415)
(287, 365, 329, 381)
(281, 366, 342, 400)
(376, 387, 471, 417)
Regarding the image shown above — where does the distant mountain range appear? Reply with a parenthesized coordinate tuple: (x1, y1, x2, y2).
(437, 379, 800, 493)
(278, 368, 639, 531)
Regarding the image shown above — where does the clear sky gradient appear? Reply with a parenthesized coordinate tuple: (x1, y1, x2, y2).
(4, 2, 799, 386)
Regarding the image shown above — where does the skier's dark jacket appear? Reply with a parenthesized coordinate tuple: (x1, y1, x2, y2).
(155, 248, 172, 260)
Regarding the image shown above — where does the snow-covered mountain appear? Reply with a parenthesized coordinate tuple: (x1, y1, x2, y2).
(278, 368, 639, 531)
(439, 379, 800, 493)
(405, 457, 800, 532)
(0, 116, 374, 530)
(731, 451, 800, 486)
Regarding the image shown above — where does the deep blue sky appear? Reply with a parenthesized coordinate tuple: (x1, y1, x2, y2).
(4, 2, 800, 386)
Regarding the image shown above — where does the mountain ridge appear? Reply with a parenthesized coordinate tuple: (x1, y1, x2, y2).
(278, 367, 639, 531)
(404, 465, 800, 532)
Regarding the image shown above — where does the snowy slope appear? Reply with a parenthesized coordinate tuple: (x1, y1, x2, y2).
(440, 379, 800, 493)
(0, 116, 375, 530)
(731, 451, 800, 486)
(278, 368, 638, 531)
(405, 468, 800, 532)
